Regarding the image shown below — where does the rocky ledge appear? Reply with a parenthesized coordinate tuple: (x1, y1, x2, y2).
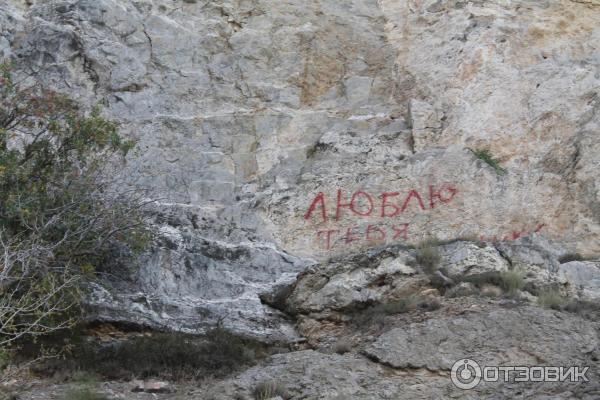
(7, 238, 600, 399)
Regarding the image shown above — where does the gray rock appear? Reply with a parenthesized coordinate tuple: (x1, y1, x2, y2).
(2, 0, 600, 346)
(205, 350, 450, 400)
(559, 261, 600, 301)
(131, 380, 174, 394)
(408, 99, 442, 151)
(439, 241, 510, 279)
(365, 306, 599, 370)
(203, 304, 600, 400)
(86, 226, 311, 342)
(285, 247, 428, 316)
(2, 1, 600, 399)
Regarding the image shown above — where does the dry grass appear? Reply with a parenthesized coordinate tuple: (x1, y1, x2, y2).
(253, 381, 290, 400)
(415, 238, 441, 274)
(499, 268, 526, 297)
(537, 288, 565, 310)
(32, 328, 265, 381)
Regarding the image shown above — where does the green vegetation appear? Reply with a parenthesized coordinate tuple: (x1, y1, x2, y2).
(35, 328, 264, 381)
(0, 348, 8, 371)
(0, 391, 17, 400)
(253, 381, 290, 400)
(415, 237, 441, 274)
(305, 142, 328, 159)
(458, 267, 525, 297)
(0, 62, 153, 356)
(537, 288, 565, 310)
(471, 148, 506, 174)
(499, 268, 526, 297)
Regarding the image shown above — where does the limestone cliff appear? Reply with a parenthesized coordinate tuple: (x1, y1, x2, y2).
(1, 1, 600, 398)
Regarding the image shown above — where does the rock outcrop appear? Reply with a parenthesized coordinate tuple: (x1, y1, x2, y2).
(2, 0, 600, 340)
(205, 304, 599, 400)
(2, 1, 600, 398)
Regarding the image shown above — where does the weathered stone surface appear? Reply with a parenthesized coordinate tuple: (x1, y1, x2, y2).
(85, 225, 311, 342)
(204, 350, 450, 400)
(285, 247, 428, 316)
(285, 239, 600, 316)
(365, 306, 599, 371)
(2, 0, 600, 342)
(3, 1, 600, 399)
(439, 241, 510, 278)
(408, 98, 442, 151)
(559, 260, 600, 301)
(204, 305, 600, 399)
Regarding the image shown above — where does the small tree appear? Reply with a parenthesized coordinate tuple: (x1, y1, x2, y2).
(0, 62, 152, 350)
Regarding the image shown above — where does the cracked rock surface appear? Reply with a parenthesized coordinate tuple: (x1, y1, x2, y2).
(2, 0, 600, 340)
(2, 0, 600, 398)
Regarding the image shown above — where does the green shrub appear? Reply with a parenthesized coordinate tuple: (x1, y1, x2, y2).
(36, 328, 264, 381)
(499, 268, 525, 296)
(0, 391, 18, 400)
(0, 348, 9, 371)
(415, 238, 441, 274)
(537, 288, 565, 310)
(253, 381, 290, 400)
(0, 62, 153, 349)
(471, 148, 506, 174)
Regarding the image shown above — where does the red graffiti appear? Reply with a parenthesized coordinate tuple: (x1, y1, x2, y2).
(304, 184, 459, 223)
(534, 223, 546, 233)
(344, 226, 360, 244)
(381, 192, 401, 217)
(479, 223, 546, 242)
(400, 190, 426, 213)
(366, 224, 386, 241)
(316, 223, 410, 250)
(335, 190, 374, 221)
(317, 229, 339, 250)
(304, 192, 327, 222)
(305, 185, 545, 251)
(391, 223, 410, 240)
(429, 184, 458, 209)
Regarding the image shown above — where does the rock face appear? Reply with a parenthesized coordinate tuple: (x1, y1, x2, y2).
(559, 260, 600, 301)
(3, 2, 600, 399)
(1, 0, 600, 341)
(207, 350, 451, 400)
(365, 306, 598, 371)
(86, 234, 310, 341)
(283, 239, 596, 318)
(202, 301, 599, 400)
(284, 246, 425, 317)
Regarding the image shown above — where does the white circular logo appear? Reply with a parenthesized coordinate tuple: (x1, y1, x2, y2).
(451, 358, 482, 390)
